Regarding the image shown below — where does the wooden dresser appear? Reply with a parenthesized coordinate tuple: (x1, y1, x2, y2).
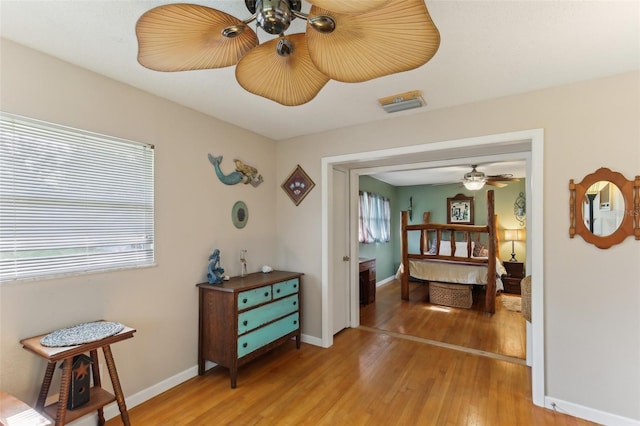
(197, 271, 303, 388)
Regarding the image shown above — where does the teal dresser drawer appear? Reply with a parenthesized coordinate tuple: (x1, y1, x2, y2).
(238, 312, 299, 358)
(272, 278, 299, 299)
(238, 294, 299, 334)
(238, 286, 272, 310)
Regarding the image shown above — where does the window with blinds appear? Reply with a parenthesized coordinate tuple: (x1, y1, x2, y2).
(0, 112, 155, 282)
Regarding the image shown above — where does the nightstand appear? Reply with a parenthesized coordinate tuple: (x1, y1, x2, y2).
(502, 261, 525, 295)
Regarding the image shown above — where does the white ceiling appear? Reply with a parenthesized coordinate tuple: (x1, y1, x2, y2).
(0, 1, 638, 186)
(371, 160, 527, 187)
(1, 0, 638, 144)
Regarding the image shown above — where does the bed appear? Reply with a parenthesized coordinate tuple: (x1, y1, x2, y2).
(399, 190, 504, 314)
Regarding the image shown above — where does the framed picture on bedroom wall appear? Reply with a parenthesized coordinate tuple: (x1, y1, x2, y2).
(447, 193, 474, 225)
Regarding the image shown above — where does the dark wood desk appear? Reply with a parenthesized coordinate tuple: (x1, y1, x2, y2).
(21, 325, 135, 426)
(359, 258, 376, 305)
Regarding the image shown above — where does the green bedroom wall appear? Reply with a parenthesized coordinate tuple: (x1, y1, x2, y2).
(393, 180, 527, 269)
(359, 176, 527, 282)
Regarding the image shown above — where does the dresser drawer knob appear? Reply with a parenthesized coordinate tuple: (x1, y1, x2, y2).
(242, 298, 248, 304)
(293, 284, 297, 289)
(293, 320, 297, 325)
(276, 289, 281, 293)
(243, 320, 248, 326)
(293, 301, 297, 306)
(264, 291, 269, 297)
(243, 342, 248, 348)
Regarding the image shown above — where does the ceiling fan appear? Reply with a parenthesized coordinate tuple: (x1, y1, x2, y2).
(463, 165, 520, 190)
(135, 0, 440, 106)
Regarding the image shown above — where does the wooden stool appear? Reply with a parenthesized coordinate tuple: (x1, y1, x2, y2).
(21, 325, 135, 426)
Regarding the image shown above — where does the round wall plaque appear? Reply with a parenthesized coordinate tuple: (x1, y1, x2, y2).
(232, 201, 248, 229)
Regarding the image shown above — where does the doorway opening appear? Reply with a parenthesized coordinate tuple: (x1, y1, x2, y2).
(321, 129, 544, 406)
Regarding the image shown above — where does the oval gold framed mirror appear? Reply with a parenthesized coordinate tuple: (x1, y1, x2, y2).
(569, 167, 640, 249)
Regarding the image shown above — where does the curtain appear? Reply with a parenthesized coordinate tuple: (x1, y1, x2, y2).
(358, 191, 390, 244)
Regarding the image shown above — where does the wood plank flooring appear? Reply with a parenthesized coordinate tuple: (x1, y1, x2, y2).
(105, 280, 596, 425)
(360, 280, 526, 360)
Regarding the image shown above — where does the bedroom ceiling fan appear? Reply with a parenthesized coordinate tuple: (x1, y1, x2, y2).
(135, 0, 440, 106)
(463, 165, 520, 190)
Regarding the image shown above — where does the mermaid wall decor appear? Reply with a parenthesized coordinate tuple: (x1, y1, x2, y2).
(208, 154, 263, 187)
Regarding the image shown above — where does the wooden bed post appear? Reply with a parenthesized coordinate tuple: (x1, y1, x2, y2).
(401, 210, 409, 300)
(485, 190, 497, 314)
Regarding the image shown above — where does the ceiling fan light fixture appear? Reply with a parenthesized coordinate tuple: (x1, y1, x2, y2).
(256, 0, 294, 35)
(306, 0, 440, 83)
(136, 0, 441, 104)
(222, 24, 246, 38)
(308, 15, 335, 33)
(276, 38, 294, 56)
(236, 33, 330, 106)
(463, 165, 487, 190)
(307, 0, 391, 14)
(463, 180, 486, 191)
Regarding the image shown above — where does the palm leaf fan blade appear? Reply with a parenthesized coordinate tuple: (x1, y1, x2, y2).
(306, 0, 440, 83)
(136, 4, 258, 71)
(306, 0, 391, 14)
(235, 34, 330, 106)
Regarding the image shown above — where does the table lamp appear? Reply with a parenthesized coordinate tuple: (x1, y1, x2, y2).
(504, 228, 524, 262)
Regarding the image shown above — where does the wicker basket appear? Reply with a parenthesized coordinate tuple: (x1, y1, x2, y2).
(521, 276, 532, 322)
(429, 282, 472, 309)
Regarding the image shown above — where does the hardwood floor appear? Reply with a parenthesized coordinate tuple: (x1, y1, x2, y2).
(360, 280, 526, 360)
(105, 280, 596, 425)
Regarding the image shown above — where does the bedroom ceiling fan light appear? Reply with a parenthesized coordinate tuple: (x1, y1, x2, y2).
(463, 165, 486, 190)
(463, 180, 486, 191)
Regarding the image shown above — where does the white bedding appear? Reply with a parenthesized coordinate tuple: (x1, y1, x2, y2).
(397, 257, 505, 292)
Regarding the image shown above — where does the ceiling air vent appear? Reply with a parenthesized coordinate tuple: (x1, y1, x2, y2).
(378, 90, 425, 113)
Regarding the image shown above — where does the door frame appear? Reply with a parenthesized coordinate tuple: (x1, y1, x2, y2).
(321, 129, 545, 407)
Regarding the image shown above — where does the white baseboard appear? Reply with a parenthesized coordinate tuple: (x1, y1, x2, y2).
(545, 396, 640, 426)
(66, 333, 321, 425)
(300, 332, 323, 347)
(376, 275, 395, 287)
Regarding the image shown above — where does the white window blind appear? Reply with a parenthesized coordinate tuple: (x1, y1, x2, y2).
(0, 112, 155, 282)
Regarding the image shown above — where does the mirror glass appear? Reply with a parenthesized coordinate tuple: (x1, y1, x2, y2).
(582, 180, 625, 236)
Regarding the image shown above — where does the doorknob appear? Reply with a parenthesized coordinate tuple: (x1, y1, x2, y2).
(342, 256, 350, 262)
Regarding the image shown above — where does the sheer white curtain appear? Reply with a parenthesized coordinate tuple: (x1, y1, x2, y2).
(358, 191, 390, 244)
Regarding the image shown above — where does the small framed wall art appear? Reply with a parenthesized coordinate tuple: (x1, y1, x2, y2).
(282, 165, 315, 206)
(447, 193, 474, 225)
(232, 201, 248, 229)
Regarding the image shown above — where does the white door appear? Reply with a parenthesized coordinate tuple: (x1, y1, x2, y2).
(332, 168, 350, 335)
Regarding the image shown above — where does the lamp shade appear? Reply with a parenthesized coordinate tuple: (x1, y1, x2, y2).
(504, 228, 525, 241)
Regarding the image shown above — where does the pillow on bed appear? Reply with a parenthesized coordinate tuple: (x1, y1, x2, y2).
(472, 242, 489, 258)
(439, 241, 470, 257)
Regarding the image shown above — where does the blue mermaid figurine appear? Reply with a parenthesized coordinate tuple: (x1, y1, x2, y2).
(207, 249, 225, 284)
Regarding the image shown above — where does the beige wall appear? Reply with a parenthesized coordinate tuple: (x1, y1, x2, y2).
(2, 38, 639, 422)
(276, 72, 640, 420)
(0, 40, 277, 400)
